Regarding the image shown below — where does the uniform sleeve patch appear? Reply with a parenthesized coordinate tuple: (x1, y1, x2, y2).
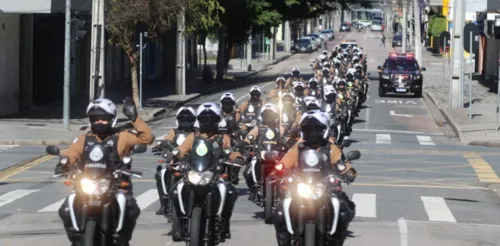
(72, 138, 78, 143)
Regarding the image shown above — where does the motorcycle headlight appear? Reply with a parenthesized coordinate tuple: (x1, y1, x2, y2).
(414, 75, 421, 79)
(187, 170, 214, 185)
(297, 182, 325, 199)
(80, 178, 110, 195)
(382, 74, 390, 80)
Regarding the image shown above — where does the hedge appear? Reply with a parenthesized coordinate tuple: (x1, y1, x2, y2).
(428, 15, 447, 37)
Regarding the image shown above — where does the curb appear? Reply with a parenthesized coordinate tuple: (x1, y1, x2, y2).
(422, 91, 457, 138)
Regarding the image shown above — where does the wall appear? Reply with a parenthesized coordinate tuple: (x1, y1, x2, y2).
(0, 0, 89, 13)
(483, 37, 500, 79)
(0, 14, 20, 116)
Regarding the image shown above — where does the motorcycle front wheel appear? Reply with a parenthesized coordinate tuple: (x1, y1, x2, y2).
(304, 223, 316, 246)
(264, 176, 274, 224)
(82, 220, 97, 246)
(189, 207, 204, 246)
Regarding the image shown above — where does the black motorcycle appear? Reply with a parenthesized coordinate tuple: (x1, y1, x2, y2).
(278, 149, 360, 246)
(170, 140, 240, 245)
(47, 143, 146, 246)
(246, 134, 286, 224)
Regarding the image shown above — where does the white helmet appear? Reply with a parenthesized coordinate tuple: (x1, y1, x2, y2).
(347, 68, 356, 75)
(259, 103, 278, 123)
(299, 110, 330, 140)
(249, 86, 261, 94)
(175, 106, 196, 128)
(220, 92, 236, 107)
(196, 102, 221, 117)
(293, 81, 305, 88)
(86, 98, 118, 127)
(309, 77, 318, 83)
(322, 50, 328, 55)
(195, 102, 221, 131)
(276, 76, 287, 87)
(304, 96, 322, 110)
(318, 54, 326, 60)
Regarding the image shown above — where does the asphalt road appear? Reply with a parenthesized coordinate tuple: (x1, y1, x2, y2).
(2, 30, 500, 245)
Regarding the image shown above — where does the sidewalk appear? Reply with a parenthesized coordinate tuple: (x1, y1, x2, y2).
(0, 51, 292, 145)
(421, 48, 500, 147)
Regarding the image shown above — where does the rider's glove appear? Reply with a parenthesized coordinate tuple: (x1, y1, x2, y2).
(234, 156, 245, 166)
(122, 97, 138, 122)
(344, 170, 356, 184)
(54, 164, 66, 175)
(152, 146, 162, 155)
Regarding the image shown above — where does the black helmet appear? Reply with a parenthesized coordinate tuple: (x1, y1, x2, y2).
(176, 107, 196, 131)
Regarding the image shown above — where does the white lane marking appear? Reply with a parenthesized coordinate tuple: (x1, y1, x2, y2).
(352, 128, 444, 135)
(352, 193, 377, 218)
(376, 134, 391, 144)
(136, 189, 159, 211)
(390, 110, 413, 117)
(398, 217, 408, 246)
(417, 135, 435, 146)
(0, 189, 38, 208)
(39, 198, 66, 212)
(365, 106, 370, 130)
(420, 196, 456, 222)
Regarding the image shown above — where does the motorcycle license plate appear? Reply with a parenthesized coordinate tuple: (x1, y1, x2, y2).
(396, 88, 406, 92)
(301, 48, 306, 51)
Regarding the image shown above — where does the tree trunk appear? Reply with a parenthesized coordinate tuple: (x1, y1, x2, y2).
(224, 42, 233, 75)
(126, 48, 140, 107)
(203, 43, 208, 68)
(216, 29, 226, 80)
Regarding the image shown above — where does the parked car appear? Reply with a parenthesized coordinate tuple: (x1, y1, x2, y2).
(371, 21, 383, 31)
(321, 29, 335, 40)
(305, 33, 322, 48)
(392, 33, 402, 47)
(294, 38, 314, 53)
(340, 23, 351, 32)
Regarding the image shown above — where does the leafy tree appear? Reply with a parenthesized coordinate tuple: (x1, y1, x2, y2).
(105, 0, 185, 106)
(185, 0, 224, 68)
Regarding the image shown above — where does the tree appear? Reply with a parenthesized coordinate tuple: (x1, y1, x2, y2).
(105, 0, 185, 106)
(185, 0, 224, 68)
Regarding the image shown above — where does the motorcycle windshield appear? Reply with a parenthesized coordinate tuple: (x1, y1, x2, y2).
(297, 149, 330, 182)
(189, 139, 215, 172)
(81, 144, 114, 179)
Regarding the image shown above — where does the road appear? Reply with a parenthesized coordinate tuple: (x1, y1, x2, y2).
(1, 30, 500, 245)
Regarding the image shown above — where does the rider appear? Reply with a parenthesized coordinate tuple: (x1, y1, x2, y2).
(268, 77, 292, 101)
(243, 103, 288, 197)
(286, 68, 303, 85)
(174, 102, 245, 239)
(240, 86, 265, 131)
(335, 80, 350, 112)
(56, 98, 154, 244)
(273, 110, 357, 246)
(219, 92, 241, 136)
(153, 106, 196, 215)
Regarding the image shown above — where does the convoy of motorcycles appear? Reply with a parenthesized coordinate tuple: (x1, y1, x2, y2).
(44, 41, 369, 246)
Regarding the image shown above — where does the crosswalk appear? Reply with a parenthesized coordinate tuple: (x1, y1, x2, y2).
(0, 186, 492, 225)
(355, 133, 438, 146)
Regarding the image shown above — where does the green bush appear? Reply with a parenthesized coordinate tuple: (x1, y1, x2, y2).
(428, 15, 447, 37)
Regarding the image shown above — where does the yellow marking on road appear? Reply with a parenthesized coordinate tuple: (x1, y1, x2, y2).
(0, 149, 67, 181)
(464, 152, 500, 183)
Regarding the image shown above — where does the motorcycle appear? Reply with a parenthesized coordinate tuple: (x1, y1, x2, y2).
(47, 143, 147, 246)
(170, 140, 241, 245)
(246, 132, 287, 224)
(278, 148, 361, 246)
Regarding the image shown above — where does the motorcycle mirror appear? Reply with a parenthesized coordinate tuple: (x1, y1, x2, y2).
(172, 149, 180, 156)
(377, 65, 383, 70)
(132, 144, 148, 154)
(46, 145, 60, 155)
(346, 150, 361, 161)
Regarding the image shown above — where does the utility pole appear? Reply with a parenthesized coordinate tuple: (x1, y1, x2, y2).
(284, 21, 291, 53)
(246, 35, 252, 71)
(414, 0, 422, 64)
(408, 2, 413, 51)
(449, 0, 465, 108)
(63, 0, 71, 130)
(89, 0, 105, 100)
(270, 27, 275, 60)
(176, 10, 186, 95)
(402, 2, 407, 53)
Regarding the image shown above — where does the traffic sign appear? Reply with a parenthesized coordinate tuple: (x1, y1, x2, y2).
(463, 23, 479, 54)
(439, 31, 451, 50)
